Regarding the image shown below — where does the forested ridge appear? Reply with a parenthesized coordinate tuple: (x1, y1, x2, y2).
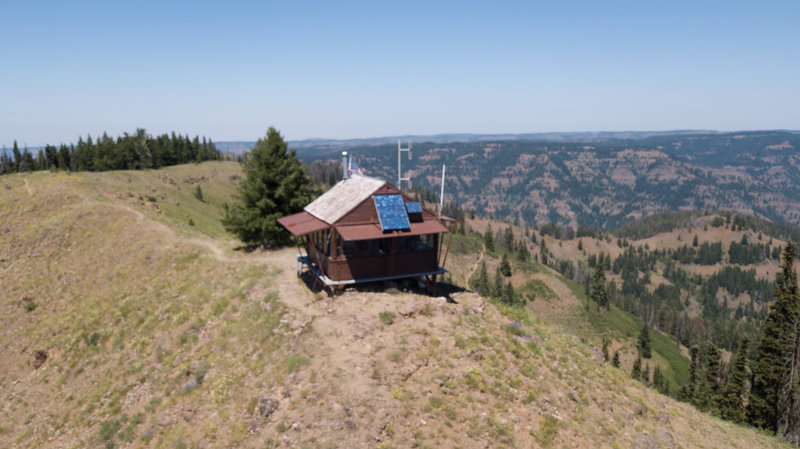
(449, 208, 800, 443)
(300, 131, 800, 229)
(0, 128, 221, 174)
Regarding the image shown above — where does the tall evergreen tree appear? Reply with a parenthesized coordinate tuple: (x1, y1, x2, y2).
(12, 140, 21, 172)
(749, 241, 799, 431)
(484, 223, 496, 255)
(632, 354, 642, 380)
(222, 127, 315, 248)
(590, 262, 609, 310)
(689, 345, 700, 399)
(705, 343, 723, 408)
(499, 253, 512, 277)
(638, 323, 652, 359)
(693, 370, 713, 412)
(720, 337, 750, 423)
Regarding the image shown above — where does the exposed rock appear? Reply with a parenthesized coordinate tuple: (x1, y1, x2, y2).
(32, 349, 47, 369)
(635, 431, 658, 449)
(258, 396, 279, 418)
(157, 413, 174, 427)
(181, 378, 198, 393)
(472, 300, 486, 315)
(654, 429, 676, 448)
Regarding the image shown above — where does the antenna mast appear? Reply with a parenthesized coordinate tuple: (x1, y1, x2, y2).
(398, 139, 412, 190)
(439, 164, 446, 217)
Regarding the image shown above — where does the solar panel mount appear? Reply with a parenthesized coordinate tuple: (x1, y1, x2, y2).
(373, 194, 411, 232)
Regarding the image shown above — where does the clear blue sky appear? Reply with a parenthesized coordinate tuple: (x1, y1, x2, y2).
(2, 0, 798, 147)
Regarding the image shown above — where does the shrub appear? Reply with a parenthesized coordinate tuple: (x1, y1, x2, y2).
(379, 311, 395, 325)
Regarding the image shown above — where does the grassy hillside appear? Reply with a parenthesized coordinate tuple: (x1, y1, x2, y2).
(0, 163, 791, 448)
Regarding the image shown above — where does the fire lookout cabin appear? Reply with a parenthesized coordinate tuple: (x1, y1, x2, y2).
(278, 156, 453, 294)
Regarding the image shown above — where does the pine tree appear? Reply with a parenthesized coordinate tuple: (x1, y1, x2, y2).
(222, 128, 314, 248)
(484, 223, 496, 255)
(612, 351, 620, 368)
(601, 336, 610, 363)
(590, 263, 609, 310)
(638, 323, 652, 359)
(705, 343, 722, 407)
(503, 281, 516, 305)
(693, 234, 699, 247)
(12, 140, 21, 172)
(470, 260, 490, 296)
(194, 185, 204, 202)
(632, 354, 642, 380)
(748, 241, 799, 431)
(642, 363, 650, 385)
(493, 267, 504, 298)
(720, 337, 750, 423)
(499, 253, 512, 277)
(503, 226, 514, 250)
(689, 345, 700, 399)
(693, 370, 713, 412)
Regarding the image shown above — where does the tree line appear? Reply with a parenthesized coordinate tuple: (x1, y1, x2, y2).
(0, 129, 221, 175)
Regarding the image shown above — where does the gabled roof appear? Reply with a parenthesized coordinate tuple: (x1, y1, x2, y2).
(304, 174, 386, 224)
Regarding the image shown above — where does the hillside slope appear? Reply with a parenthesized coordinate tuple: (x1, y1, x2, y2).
(0, 163, 790, 448)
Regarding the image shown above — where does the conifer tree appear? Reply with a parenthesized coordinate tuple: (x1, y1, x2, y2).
(642, 363, 650, 385)
(601, 336, 610, 363)
(12, 140, 21, 172)
(705, 343, 723, 405)
(194, 185, 204, 202)
(612, 351, 620, 368)
(748, 241, 799, 431)
(693, 370, 713, 412)
(493, 267, 504, 298)
(499, 253, 512, 277)
(470, 260, 490, 296)
(222, 127, 314, 248)
(590, 262, 609, 310)
(638, 323, 652, 359)
(689, 345, 700, 399)
(484, 223, 496, 255)
(632, 354, 642, 380)
(720, 337, 749, 423)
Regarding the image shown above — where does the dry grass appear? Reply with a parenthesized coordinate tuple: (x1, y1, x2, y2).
(0, 164, 792, 448)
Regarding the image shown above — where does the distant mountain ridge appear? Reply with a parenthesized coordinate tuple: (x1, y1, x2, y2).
(296, 130, 800, 230)
(215, 130, 730, 154)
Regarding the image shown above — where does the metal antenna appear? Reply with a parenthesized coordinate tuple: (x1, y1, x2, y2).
(398, 139, 412, 190)
(439, 164, 446, 217)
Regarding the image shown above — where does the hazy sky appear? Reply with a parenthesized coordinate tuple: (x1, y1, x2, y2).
(2, 1, 798, 147)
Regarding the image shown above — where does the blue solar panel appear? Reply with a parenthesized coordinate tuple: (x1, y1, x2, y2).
(373, 194, 411, 231)
(405, 201, 423, 214)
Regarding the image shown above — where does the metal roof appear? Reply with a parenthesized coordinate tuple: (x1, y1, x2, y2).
(277, 211, 329, 236)
(304, 174, 386, 224)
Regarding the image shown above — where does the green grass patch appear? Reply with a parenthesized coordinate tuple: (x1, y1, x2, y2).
(450, 232, 484, 255)
(379, 311, 395, 325)
(520, 279, 555, 302)
(560, 273, 690, 389)
(286, 354, 310, 373)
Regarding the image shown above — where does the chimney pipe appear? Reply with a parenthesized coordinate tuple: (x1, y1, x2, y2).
(342, 151, 349, 180)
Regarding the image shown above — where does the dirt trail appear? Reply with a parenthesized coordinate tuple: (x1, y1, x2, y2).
(23, 178, 33, 196)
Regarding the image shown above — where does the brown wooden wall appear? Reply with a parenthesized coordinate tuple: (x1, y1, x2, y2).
(327, 250, 438, 281)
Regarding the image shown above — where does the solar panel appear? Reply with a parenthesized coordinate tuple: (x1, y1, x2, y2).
(373, 194, 411, 232)
(405, 201, 423, 214)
